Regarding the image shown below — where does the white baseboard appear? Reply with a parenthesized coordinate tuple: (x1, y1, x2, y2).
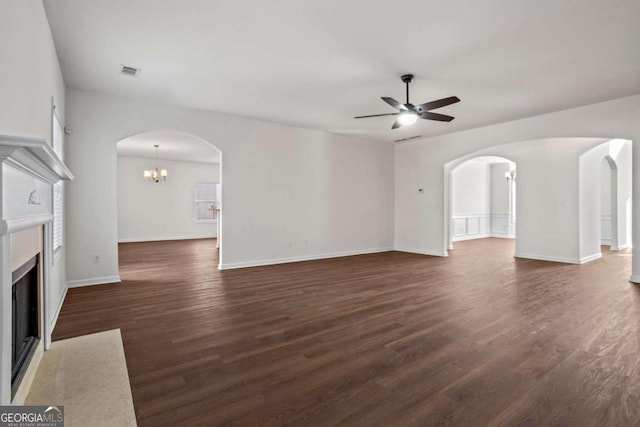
(514, 251, 602, 264)
(49, 286, 68, 333)
(630, 275, 640, 284)
(611, 245, 629, 251)
(490, 233, 516, 239)
(394, 247, 449, 257)
(579, 253, 602, 264)
(218, 247, 393, 270)
(452, 233, 491, 242)
(67, 275, 122, 288)
(118, 236, 216, 243)
(601, 239, 612, 245)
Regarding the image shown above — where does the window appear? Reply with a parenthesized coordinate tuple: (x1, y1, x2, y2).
(195, 182, 217, 222)
(52, 107, 64, 253)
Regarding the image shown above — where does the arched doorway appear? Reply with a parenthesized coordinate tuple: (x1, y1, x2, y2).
(116, 130, 223, 266)
(600, 155, 619, 250)
(450, 156, 516, 250)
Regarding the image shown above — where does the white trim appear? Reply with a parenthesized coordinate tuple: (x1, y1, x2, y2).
(611, 244, 629, 251)
(514, 251, 602, 264)
(452, 213, 515, 242)
(0, 215, 53, 235)
(118, 236, 215, 243)
(0, 135, 73, 183)
(601, 239, 612, 245)
(394, 247, 449, 257)
(49, 286, 68, 334)
(579, 253, 603, 264)
(67, 275, 121, 288)
(452, 233, 491, 242)
(630, 275, 640, 284)
(489, 233, 516, 239)
(218, 247, 393, 270)
(451, 213, 491, 219)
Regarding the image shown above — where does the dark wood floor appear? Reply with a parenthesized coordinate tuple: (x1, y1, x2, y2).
(53, 238, 640, 426)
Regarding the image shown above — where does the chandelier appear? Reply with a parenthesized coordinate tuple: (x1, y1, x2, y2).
(144, 144, 168, 183)
(504, 169, 516, 182)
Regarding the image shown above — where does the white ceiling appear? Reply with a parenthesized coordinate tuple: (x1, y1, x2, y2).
(117, 131, 220, 163)
(44, 0, 640, 143)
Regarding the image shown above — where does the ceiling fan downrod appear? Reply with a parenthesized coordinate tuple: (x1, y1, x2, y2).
(401, 74, 413, 106)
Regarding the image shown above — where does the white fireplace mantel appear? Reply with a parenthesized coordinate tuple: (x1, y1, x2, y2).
(0, 134, 73, 404)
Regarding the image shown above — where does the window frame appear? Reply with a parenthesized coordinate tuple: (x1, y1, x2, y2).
(194, 182, 218, 223)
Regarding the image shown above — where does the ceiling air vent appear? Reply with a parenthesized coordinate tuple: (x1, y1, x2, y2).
(120, 65, 141, 77)
(394, 135, 423, 143)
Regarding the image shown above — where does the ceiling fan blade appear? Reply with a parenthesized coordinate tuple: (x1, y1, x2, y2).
(417, 96, 460, 112)
(419, 111, 455, 122)
(381, 97, 408, 111)
(354, 113, 399, 119)
(391, 119, 402, 129)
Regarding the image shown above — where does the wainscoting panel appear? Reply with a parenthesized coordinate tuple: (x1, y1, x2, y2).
(453, 213, 515, 241)
(491, 213, 516, 238)
(452, 214, 491, 241)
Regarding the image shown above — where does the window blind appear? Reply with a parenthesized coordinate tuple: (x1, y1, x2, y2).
(52, 111, 64, 251)
(195, 183, 217, 221)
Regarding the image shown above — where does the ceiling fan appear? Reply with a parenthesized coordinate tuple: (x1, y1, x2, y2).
(354, 74, 460, 129)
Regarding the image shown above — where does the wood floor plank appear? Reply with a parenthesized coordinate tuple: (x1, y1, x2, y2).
(53, 238, 640, 426)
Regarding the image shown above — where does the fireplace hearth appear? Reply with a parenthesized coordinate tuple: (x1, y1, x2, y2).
(11, 255, 39, 397)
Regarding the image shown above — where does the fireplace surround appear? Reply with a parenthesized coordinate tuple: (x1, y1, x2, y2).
(0, 135, 73, 404)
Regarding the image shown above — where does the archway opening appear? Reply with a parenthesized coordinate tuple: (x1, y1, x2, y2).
(450, 156, 516, 250)
(116, 130, 222, 269)
(600, 156, 618, 250)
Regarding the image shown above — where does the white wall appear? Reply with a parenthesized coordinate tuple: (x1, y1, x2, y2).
(395, 93, 640, 278)
(65, 89, 394, 282)
(601, 160, 611, 216)
(451, 160, 517, 242)
(452, 161, 490, 215)
(490, 163, 511, 214)
(489, 162, 515, 238)
(117, 156, 220, 242)
(398, 135, 610, 262)
(0, 1, 68, 330)
(581, 139, 632, 253)
(451, 161, 491, 241)
(615, 140, 633, 250)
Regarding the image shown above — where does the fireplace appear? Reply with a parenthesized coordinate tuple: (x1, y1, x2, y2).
(0, 135, 73, 404)
(11, 255, 39, 397)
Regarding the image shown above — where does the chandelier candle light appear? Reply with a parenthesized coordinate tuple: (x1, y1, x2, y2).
(144, 144, 168, 183)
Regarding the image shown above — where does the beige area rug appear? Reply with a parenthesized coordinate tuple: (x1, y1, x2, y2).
(25, 329, 137, 427)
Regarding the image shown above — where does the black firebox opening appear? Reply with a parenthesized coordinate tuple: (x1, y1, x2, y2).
(11, 255, 39, 397)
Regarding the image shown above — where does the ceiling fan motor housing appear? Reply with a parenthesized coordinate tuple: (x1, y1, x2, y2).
(401, 74, 414, 83)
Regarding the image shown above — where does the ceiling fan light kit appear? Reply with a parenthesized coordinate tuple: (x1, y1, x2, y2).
(398, 111, 418, 126)
(354, 74, 460, 129)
